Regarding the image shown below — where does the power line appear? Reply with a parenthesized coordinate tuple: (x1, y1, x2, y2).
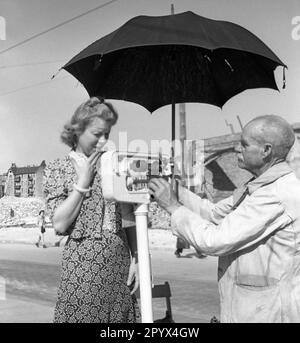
(0, 60, 65, 69)
(0, 76, 70, 97)
(0, 0, 121, 55)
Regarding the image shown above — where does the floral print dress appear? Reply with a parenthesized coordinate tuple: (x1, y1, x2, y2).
(43, 156, 139, 323)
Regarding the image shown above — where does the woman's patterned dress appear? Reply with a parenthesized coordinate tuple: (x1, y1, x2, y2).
(43, 156, 139, 323)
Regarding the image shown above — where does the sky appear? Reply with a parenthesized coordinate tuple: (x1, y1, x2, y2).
(0, 0, 299, 172)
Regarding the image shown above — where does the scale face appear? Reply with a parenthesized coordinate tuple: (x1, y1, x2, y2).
(100, 151, 172, 203)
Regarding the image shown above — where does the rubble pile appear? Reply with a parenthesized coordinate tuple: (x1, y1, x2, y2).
(149, 202, 171, 230)
(0, 196, 45, 227)
(0, 196, 172, 230)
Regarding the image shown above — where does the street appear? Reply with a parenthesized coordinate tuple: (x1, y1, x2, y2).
(0, 244, 219, 323)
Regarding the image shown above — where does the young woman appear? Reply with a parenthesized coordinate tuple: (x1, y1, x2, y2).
(44, 97, 139, 323)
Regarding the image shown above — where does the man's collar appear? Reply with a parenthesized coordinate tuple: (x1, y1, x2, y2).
(247, 161, 293, 194)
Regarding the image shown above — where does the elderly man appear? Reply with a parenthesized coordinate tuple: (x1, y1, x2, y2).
(149, 115, 300, 323)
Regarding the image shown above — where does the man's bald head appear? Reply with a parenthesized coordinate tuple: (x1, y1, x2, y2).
(244, 115, 295, 161)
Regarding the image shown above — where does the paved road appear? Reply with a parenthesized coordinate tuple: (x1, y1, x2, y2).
(0, 244, 219, 323)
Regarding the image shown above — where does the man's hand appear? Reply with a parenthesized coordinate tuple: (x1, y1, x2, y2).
(148, 178, 181, 214)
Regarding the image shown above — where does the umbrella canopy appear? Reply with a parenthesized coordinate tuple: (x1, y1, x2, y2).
(63, 11, 286, 112)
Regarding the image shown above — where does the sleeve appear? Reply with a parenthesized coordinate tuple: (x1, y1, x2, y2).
(178, 185, 233, 224)
(43, 160, 69, 229)
(171, 187, 292, 256)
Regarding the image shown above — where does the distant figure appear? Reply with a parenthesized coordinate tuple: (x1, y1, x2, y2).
(35, 210, 47, 248)
(174, 237, 207, 258)
(174, 237, 190, 257)
(174, 191, 207, 258)
(10, 208, 14, 218)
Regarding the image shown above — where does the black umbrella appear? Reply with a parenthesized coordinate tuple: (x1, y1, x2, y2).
(63, 11, 286, 114)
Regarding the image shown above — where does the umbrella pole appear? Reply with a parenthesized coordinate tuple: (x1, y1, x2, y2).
(171, 102, 176, 188)
(171, 4, 176, 187)
(172, 102, 175, 144)
(134, 203, 153, 323)
(179, 103, 187, 187)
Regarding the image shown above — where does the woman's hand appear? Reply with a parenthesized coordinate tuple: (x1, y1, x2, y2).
(52, 151, 99, 234)
(70, 151, 101, 188)
(127, 257, 139, 295)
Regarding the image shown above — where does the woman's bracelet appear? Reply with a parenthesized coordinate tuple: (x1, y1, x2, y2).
(73, 184, 91, 195)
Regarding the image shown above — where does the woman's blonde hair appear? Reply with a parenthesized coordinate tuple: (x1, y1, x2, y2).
(61, 97, 118, 148)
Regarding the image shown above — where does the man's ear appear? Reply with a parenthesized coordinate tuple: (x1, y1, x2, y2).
(263, 143, 273, 159)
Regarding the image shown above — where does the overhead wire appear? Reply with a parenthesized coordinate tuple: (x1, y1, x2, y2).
(0, 60, 65, 69)
(0, 0, 121, 55)
(0, 0, 121, 96)
(0, 76, 70, 97)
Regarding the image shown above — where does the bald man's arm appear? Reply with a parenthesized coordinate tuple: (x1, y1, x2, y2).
(178, 185, 233, 225)
(172, 186, 291, 256)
